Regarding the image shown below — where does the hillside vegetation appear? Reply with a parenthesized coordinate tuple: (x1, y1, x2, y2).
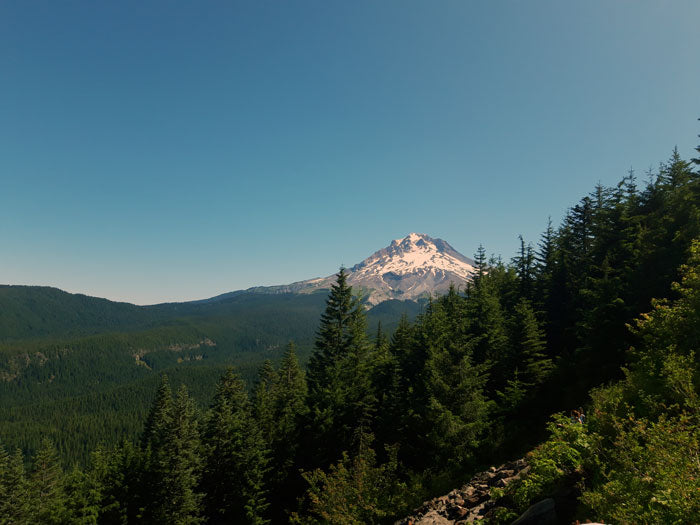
(0, 291, 421, 464)
(1, 142, 699, 523)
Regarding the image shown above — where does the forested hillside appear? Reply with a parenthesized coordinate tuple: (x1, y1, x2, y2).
(1, 143, 699, 523)
(0, 289, 421, 465)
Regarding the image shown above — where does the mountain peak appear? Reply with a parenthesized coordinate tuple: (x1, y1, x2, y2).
(351, 233, 474, 280)
(228, 234, 476, 306)
(316, 234, 476, 304)
(392, 232, 429, 244)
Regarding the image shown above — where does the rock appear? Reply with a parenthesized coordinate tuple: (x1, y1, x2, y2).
(464, 490, 488, 506)
(447, 506, 468, 520)
(496, 469, 515, 479)
(494, 477, 509, 488)
(396, 457, 532, 525)
(511, 498, 557, 525)
(414, 510, 451, 525)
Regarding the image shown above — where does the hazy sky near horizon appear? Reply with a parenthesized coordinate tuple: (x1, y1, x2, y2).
(2, 1, 699, 305)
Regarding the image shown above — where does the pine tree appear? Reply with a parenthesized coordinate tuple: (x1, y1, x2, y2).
(0, 447, 31, 524)
(142, 374, 173, 450)
(162, 385, 204, 524)
(92, 440, 144, 525)
(413, 288, 491, 473)
(30, 438, 67, 524)
(63, 466, 101, 524)
(0, 444, 10, 518)
(252, 359, 279, 440)
(374, 314, 419, 461)
(534, 217, 557, 344)
(202, 368, 269, 524)
(472, 244, 488, 287)
(465, 258, 510, 391)
(266, 342, 309, 521)
(509, 299, 553, 389)
(512, 235, 536, 302)
(305, 268, 375, 467)
(373, 321, 389, 354)
(141, 378, 203, 524)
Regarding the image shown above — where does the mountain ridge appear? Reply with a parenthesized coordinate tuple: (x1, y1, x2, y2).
(204, 233, 476, 305)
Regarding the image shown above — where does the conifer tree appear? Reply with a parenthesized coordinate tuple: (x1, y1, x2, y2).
(62, 466, 101, 524)
(390, 313, 420, 386)
(30, 438, 67, 524)
(140, 378, 203, 524)
(266, 343, 308, 520)
(142, 374, 173, 450)
(162, 385, 204, 524)
(0, 445, 31, 524)
(0, 444, 10, 519)
(306, 268, 375, 466)
(534, 217, 557, 343)
(415, 288, 491, 472)
(202, 368, 269, 524)
(252, 359, 278, 439)
(465, 257, 509, 390)
(373, 321, 390, 354)
(509, 299, 553, 389)
(373, 313, 421, 462)
(512, 235, 536, 302)
(92, 440, 144, 525)
(472, 244, 488, 286)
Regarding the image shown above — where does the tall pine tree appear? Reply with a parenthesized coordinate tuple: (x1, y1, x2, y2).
(305, 268, 375, 467)
(202, 368, 269, 525)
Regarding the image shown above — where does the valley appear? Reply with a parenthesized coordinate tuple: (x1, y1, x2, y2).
(0, 237, 437, 464)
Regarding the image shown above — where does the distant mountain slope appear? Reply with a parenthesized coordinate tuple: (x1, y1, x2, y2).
(0, 288, 420, 464)
(0, 283, 422, 344)
(0, 285, 164, 342)
(205, 233, 476, 305)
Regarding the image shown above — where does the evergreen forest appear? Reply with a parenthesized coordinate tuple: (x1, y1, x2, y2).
(2, 140, 700, 523)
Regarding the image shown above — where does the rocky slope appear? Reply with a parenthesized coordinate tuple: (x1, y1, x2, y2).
(396, 459, 530, 524)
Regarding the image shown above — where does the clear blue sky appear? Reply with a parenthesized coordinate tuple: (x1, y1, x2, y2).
(2, 1, 699, 305)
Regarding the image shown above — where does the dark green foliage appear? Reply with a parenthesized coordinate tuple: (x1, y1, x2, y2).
(306, 268, 376, 466)
(63, 466, 101, 524)
(416, 288, 491, 472)
(508, 299, 552, 389)
(0, 290, 410, 466)
(140, 377, 203, 524)
(0, 445, 31, 524)
(30, 438, 67, 524)
(202, 368, 269, 524)
(255, 343, 308, 519)
(91, 441, 144, 524)
(512, 235, 536, 302)
(252, 360, 278, 439)
(294, 440, 415, 525)
(492, 238, 700, 524)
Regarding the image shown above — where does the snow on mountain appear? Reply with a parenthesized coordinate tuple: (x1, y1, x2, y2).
(204, 234, 476, 306)
(350, 232, 475, 281)
(274, 233, 476, 305)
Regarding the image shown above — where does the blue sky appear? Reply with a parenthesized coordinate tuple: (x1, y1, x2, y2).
(2, 1, 699, 304)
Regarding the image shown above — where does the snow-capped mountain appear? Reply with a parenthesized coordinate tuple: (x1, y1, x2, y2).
(233, 233, 476, 305)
